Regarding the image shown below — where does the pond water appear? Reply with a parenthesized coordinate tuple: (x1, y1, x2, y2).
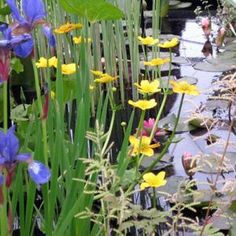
(135, 7, 236, 234)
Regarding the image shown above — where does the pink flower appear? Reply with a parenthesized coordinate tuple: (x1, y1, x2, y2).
(201, 17, 211, 37)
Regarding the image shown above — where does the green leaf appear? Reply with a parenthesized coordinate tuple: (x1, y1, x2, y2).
(10, 58, 24, 74)
(11, 104, 31, 121)
(0, 6, 11, 16)
(58, 0, 124, 22)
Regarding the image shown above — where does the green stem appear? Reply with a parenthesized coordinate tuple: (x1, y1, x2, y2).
(152, 187, 157, 208)
(32, 59, 48, 164)
(143, 94, 185, 174)
(149, 92, 168, 141)
(136, 110, 145, 136)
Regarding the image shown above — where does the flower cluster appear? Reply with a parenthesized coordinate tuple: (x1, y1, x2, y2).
(36, 56, 78, 75)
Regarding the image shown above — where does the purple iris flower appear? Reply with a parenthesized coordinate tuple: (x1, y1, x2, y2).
(6, 0, 56, 58)
(0, 25, 31, 82)
(0, 126, 51, 186)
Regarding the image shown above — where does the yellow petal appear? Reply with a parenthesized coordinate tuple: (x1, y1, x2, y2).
(140, 182, 150, 190)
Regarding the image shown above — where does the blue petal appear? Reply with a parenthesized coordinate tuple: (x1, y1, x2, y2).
(6, 126, 19, 161)
(0, 23, 8, 33)
(6, 0, 26, 24)
(28, 161, 51, 184)
(0, 156, 5, 165)
(41, 25, 56, 47)
(10, 33, 32, 46)
(0, 130, 5, 152)
(0, 174, 4, 185)
(22, 0, 46, 26)
(16, 153, 31, 162)
(12, 37, 34, 58)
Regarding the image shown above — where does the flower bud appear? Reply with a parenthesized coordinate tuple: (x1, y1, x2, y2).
(182, 152, 196, 177)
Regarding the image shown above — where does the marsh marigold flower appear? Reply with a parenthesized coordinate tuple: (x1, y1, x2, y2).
(54, 22, 83, 34)
(36, 56, 58, 68)
(159, 37, 179, 48)
(129, 135, 160, 157)
(170, 80, 199, 95)
(128, 99, 157, 110)
(144, 58, 170, 66)
(61, 63, 77, 75)
(134, 79, 161, 94)
(91, 70, 117, 83)
(138, 36, 159, 46)
(140, 171, 167, 190)
(73, 36, 92, 44)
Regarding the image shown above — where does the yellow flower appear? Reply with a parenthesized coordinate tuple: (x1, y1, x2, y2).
(158, 37, 179, 48)
(61, 63, 77, 75)
(140, 171, 167, 190)
(91, 70, 104, 77)
(128, 99, 157, 110)
(129, 135, 160, 157)
(36, 57, 58, 68)
(134, 79, 161, 94)
(54, 22, 83, 34)
(144, 58, 170, 66)
(73, 36, 92, 44)
(35, 57, 48, 68)
(138, 36, 159, 46)
(170, 80, 200, 96)
(94, 74, 118, 83)
(48, 56, 58, 67)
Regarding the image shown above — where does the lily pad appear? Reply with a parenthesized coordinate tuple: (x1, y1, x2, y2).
(172, 56, 189, 65)
(193, 61, 233, 72)
(157, 176, 186, 195)
(140, 153, 173, 171)
(170, 2, 192, 9)
(159, 114, 196, 132)
(169, 0, 181, 6)
(178, 76, 198, 85)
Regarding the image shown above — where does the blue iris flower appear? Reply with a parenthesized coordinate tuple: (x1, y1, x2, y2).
(0, 24, 32, 82)
(0, 126, 51, 185)
(6, 0, 56, 58)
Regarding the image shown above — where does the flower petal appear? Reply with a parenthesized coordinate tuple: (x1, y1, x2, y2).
(140, 182, 149, 190)
(41, 24, 56, 47)
(16, 153, 31, 162)
(143, 172, 156, 183)
(22, 0, 46, 26)
(12, 37, 34, 58)
(6, 0, 26, 23)
(28, 161, 51, 184)
(6, 126, 19, 162)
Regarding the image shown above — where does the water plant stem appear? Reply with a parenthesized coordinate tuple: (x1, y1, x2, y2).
(143, 94, 185, 174)
(152, 187, 157, 208)
(149, 92, 168, 141)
